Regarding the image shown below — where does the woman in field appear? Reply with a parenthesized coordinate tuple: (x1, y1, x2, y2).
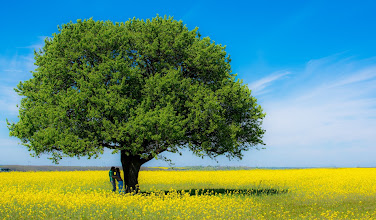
(114, 168, 124, 194)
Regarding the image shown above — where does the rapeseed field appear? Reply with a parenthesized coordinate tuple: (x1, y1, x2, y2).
(1, 168, 375, 219)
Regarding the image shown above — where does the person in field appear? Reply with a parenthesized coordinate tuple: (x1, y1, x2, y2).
(109, 167, 116, 192)
(114, 167, 124, 194)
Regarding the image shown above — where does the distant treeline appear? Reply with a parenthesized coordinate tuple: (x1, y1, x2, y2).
(0, 165, 316, 172)
(0, 165, 161, 172)
(182, 166, 255, 170)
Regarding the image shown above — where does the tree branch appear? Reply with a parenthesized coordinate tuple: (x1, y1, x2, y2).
(101, 142, 118, 149)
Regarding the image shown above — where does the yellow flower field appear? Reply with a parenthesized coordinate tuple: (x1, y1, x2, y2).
(1, 168, 375, 219)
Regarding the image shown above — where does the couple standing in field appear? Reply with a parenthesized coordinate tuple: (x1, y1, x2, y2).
(109, 167, 123, 193)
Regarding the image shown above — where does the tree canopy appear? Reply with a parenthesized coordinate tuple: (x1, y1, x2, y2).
(8, 16, 265, 191)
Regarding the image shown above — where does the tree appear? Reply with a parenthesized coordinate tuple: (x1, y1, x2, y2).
(8, 16, 266, 193)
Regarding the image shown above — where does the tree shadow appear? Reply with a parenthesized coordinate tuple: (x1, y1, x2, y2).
(141, 188, 288, 196)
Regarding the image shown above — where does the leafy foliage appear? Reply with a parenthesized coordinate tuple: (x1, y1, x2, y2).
(8, 16, 265, 164)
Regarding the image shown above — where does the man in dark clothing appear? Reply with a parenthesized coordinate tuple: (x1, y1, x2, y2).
(109, 166, 116, 192)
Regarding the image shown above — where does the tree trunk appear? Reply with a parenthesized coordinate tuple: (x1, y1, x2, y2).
(120, 150, 144, 193)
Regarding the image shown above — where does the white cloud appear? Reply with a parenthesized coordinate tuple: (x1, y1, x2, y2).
(248, 71, 290, 95)
(260, 55, 376, 158)
(0, 36, 46, 84)
(0, 85, 21, 117)
(4, 69, 23, 73)
(16, 36, 48, 50)
(329, 66, 376, 88)
(0, 37, 46, 118)
(236, 55, 376, 167)
(0, 54, 35, 84)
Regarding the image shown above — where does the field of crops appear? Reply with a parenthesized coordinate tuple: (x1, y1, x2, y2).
(1, 168, 375, 219)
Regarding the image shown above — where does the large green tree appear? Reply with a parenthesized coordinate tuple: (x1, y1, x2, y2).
(8, 16, 265, 192)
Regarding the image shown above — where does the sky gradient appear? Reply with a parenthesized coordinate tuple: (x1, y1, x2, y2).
(1, 0, 375, 167)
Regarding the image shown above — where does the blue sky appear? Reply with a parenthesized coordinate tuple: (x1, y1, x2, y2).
(1, 0, 375, 167)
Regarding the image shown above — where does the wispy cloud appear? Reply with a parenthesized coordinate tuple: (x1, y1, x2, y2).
(0, 36, 46, 84)
(0, 38, 45, 138)
(0, 55, 32, 119)
(258, 55, 376, 167)
(0, 37, 46, 117)
(0, 54, 35, 84)
(219, 55, 374, 166)
(248, 71, 290, 95)
(16, 36, 48, 50)
(329, 66, 376, 88)
(0, 85, 21, 117)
